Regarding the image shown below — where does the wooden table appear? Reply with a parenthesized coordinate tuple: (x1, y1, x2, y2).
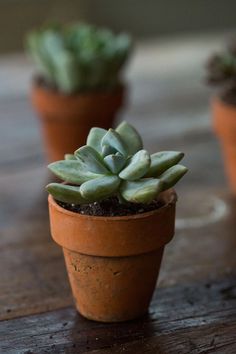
(1, 35, 236, 353)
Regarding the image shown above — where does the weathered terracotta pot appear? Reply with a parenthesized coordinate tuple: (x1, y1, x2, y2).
(212, 96, 236, 193)
(48, 189, 177, 322)
(31, 83, 125, 162)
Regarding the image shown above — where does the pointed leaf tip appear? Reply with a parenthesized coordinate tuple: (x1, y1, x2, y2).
(86, 127, 107, 154)
(101, 129, 128, 157)
(80, 175, 121, 201)
(159, 164, 188, 191)
(146, 151, 185, 177)
(46, 183, 88, 204)
(48, 160, 103, 184)
(119, 149, 150, 181)
(116, 121, 143, 155)
(120, 178, 163, 204)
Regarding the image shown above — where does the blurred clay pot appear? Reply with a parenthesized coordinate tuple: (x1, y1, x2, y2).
(212, 96, 236, 193)
(48, 189, 177, 323)
(31, 82, 125, 162)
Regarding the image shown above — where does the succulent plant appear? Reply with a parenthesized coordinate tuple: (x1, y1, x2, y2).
(206, 42, 236, 88)
(46, 121, 187, 205)
(26, 23, 132, 94)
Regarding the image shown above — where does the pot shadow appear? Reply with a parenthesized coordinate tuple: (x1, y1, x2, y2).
(66, 310, 161, 352)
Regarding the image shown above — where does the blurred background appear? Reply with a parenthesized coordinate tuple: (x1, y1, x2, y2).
(1, 0, 236, 52)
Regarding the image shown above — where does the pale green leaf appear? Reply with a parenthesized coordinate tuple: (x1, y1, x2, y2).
(64, 154, 76, 160)
(103, 153, 126, 174)
(159, 164, 188, 191)
(46, 183, 88, 204)
(75, 145, 109, 174)
(116, 121, 143, 155)
(48, 160, 103, 184)
(101, 129, 128, 157)
(146, 151, 184, 177)
(101, 144, 118, 157)
(120, 178, 163, 204)
(80, 175, 121, 201)
(87, 127, 107, 154)
(119, 150, 151, 181)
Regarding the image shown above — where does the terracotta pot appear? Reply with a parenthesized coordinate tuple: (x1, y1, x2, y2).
(212, 96, 236, 193)
(48, 189, 177, 322)
(31, 83, 125, 162)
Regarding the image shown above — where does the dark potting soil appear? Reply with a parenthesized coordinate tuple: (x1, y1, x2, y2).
(57, 197, 164, 217)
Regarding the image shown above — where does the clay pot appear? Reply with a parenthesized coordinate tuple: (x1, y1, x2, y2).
(212, 97, 236, 193)
(48, 189, 177, 322)
(31, 82, 125, 162)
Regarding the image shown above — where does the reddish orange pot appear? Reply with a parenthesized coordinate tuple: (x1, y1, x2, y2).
(31, 83, 125, 162)
(212, 97, 236, 193)
(48, 189, 177, 322)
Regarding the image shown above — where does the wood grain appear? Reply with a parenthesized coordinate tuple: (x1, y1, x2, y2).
(0, 39, 236, 352)
(0, 276, 235, 353)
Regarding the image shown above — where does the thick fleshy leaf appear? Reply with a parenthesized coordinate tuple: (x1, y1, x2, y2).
(101, 144, 118, 157)
(87, 127, 107, 154)
(146, 151, 184, 177)
(116, 121, 143, 155)
(52, 51, 78, 93)
(159, 164, 188, 191)
(46, 183, 88, 204)
(64, 154, 76, 160)
(120, 178, 163, 203)
(119, 150, 151, 181)
(101, 129, 128, 157)
(75, 145, 109, 174)
(103, 153, 127, 174)
(80, 175, 121, 201)
(48, 160, 102, 184)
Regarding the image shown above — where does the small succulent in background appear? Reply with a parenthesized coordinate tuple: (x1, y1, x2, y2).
(47, 121, 187, 205)
(206, 40, 236, 90)
(26, 23, 132, 94)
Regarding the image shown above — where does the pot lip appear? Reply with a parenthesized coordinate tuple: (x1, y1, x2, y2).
(48, 188, 177, 221)
(32, 77, 125, 99)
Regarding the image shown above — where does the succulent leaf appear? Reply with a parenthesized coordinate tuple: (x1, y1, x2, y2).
(52, 51, 78, 94)
(116, 121, 143, 155)
(101, 144, 118, 157)
(87, 127, 107, 154)
(101, 129, 128, 157)
(46, 183, 88, 204)
(120, 178, 163, 203)
(80, 175, 121, 201)
(64, 154, 77, 160)
(48, 160, 103, 184)
(119, 150, 151, 181)
(104, 153, 126, 174)
(146, 151, 184, 177)
(159, 164, 188, 191)
(75, 145, 109, 174)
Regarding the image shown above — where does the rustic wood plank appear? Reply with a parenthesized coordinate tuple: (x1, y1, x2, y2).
(1, 39, 236, 353)
(0, 98, 235, 322)
(0, 276, 235, 353)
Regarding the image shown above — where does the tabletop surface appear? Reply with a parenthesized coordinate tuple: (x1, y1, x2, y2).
(0, 34, 236, 354)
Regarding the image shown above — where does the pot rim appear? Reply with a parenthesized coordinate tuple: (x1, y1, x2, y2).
(48, 188, 177, 221)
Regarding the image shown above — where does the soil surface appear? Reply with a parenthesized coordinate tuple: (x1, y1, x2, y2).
(57, 197, 164, 217)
